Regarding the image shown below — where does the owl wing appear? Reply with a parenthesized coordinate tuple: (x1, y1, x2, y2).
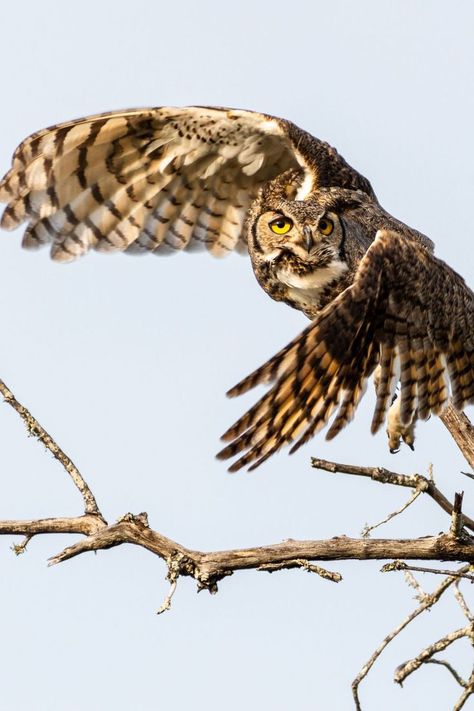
(0, 106, 373, 261)
(217, 230, 474, 471)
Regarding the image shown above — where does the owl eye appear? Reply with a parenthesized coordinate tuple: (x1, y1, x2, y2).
(318, 217, 334, 236)
(269, 216, 293, 235)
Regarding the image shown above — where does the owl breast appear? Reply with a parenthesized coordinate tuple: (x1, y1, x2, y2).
(276, 259, 349, 316)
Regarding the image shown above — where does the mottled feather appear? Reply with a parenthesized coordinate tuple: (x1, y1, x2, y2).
(218, 231, 474, 471)
(1, 105, 472, 473)
(0, 106, 371, 262)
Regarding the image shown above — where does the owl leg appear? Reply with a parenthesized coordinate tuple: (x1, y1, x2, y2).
(386, 396, 416, 453)
(373, 366, 416, 453)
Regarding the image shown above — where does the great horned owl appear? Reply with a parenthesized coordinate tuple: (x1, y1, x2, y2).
(0, 106, 472, 471)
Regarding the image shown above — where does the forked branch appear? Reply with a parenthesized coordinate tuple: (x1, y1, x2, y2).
(0, 379, 102, 516)
(1, 377, 474, 710)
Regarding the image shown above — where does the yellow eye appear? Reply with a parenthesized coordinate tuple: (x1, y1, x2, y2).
(318, 217, 334, 236)
(269, 216, 293, 235)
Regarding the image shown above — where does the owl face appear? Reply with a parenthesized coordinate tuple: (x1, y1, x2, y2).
(253, 201, 345, 272)
(248, 197, 350, 315)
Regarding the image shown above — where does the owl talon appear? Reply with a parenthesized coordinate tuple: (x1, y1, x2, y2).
(386, 398, 417, 454)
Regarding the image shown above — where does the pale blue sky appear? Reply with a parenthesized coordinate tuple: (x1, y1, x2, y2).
(0, 2, 473, 709)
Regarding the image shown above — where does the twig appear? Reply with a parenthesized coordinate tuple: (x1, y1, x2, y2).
(403, 570, 427, 602)
(361, 488, 422, 538)
(455, 580, 474, 622)
(258, 558, 342, 582)
(11, 534, 33, 555)
(381, 561, 474, 582)
(312, 458, 474, 533)
(0, 379, 101, 516)
(454, 670, 474, 711)
(351, 566, 470, 710)
(450, 492, 465, 539)
(394, 624, 474, 685)
(156, 552, 186, 615)
(156, 580, 177, 615)
(424, 659, 467, 687)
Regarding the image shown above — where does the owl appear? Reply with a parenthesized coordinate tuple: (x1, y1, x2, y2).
(0, 106, 473, 471)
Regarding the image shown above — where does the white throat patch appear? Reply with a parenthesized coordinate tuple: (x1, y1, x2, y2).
(277, 260, 348, 307)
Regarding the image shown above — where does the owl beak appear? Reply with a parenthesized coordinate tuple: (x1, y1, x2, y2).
(303, 225, 314, 253)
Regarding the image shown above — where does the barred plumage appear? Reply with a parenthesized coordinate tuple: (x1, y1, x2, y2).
(1, 105, 473, 471)
(218, 231, 474, 471)
(0, 106, 366, 261)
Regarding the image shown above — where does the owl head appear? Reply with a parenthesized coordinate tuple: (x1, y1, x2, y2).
(247, 181, 374, 317)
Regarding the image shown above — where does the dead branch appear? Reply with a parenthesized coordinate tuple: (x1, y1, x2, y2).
(2, 514, 472, 592)
(394, 624, 474, 685)
(381, 561, 474, 582)
(441, 404, 474, 470)
(361, 488, 422, 538)
(403, 569, 427, 601)
(0, 382, 472, 593)
(450, 492, 466, 539)
(312, 458, 474, 533)
(257, 558, 342, 582)
(351, 567, 470, 710)
(454, 670, 474, 711)
(1, 380, 474, 710)
(455, 580, 474, 622)
(0, 379, 102, 516)
(424, 658, 468, 688)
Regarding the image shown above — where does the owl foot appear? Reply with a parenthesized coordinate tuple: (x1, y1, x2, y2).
(386, 397, 416, 453)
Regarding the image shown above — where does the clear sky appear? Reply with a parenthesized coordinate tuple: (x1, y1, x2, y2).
(0, 2, 473, 709)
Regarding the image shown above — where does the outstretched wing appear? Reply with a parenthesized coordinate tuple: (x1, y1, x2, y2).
(217, 230, 474, 471)
(0, 106, 373, 262)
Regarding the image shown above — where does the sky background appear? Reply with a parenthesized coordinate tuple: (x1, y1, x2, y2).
(0, 2, 473, 709)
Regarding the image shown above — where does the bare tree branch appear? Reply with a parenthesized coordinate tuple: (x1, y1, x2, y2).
(1, 514, 473, 591)
(450, 492, 466, 539)
(454, 670, 474, 711)
(11, 534, 33, 555)
(351, 567, 470, 710)
(0, 379, 102, 517)
(312, 458, 474, 533)
(403, 569, 427, 602)
(258, 558, 342, 582)
(425, 659, 467, 688)
(394, 624, 474, 685)
(2, 380, 474, 709)
(2, 383, 472, 595)
(441, 404, 474, 470)
(455, 580, 474, 622)
(0, 515, 104, 537)
(381, 561, 474, 582)
(156, 552, 184, 615)
(361, 488, 422, 538)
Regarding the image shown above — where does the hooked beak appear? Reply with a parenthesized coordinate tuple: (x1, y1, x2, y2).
(303, 225, 314, 253)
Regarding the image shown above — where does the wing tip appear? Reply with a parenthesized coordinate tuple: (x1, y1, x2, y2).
(215, 447, 246, 474)
(226, 384, 243, 398)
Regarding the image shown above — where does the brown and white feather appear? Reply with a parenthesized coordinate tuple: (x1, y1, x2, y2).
(1, 105, 472, 473)
(0, 106, 351, 261)
(218, 231, 474, 471)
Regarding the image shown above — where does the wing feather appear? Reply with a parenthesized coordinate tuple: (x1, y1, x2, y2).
(0, 106, 374, 262)
(218, 230, 474, 471)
